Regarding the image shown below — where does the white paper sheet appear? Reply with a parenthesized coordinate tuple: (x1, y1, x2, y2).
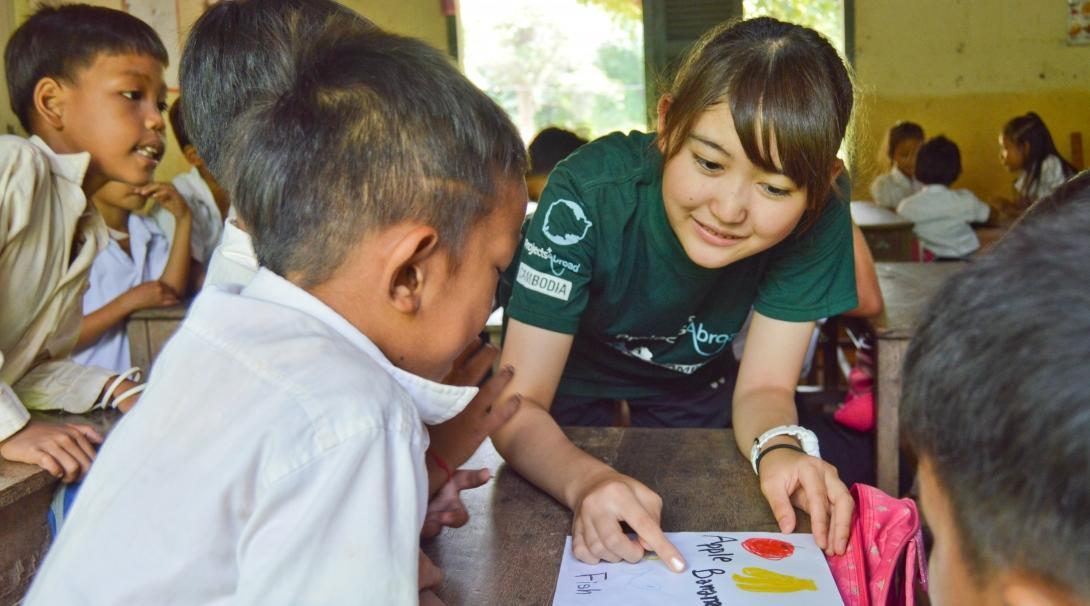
(552, 532, 844, 606)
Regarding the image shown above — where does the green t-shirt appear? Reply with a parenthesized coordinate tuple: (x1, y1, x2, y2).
(502, 131, 857, 399)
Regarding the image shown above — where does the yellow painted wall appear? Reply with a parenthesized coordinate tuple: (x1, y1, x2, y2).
(852, 0, 1090, 202)
(2, 0, 447, 183)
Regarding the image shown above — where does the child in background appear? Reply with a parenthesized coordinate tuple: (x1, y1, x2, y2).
(26, 25, 527, 604)
(897, 136, 990, 260)
(901, 193, 1090, 606)
(526, 126, 587, 202)
(495, 17, 857, 571)
(870, 121, 924, 209)
(0, 5, 165, 480)
(151, 98, 229, 283)
(73, 180, 190, 374)
(1000, 112, 1076, 210)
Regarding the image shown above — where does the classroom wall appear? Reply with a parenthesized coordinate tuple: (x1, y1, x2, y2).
(0, 0, 448, 183)
(852, 0, 1090, 202)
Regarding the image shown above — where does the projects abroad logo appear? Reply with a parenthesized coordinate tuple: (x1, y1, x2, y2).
(542, 198, 593, 246)
(684, 318, 734, 357)
(524, 239, 581, 276)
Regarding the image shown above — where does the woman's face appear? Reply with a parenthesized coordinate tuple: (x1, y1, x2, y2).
(659, 103, 809, 269)
(1000, 134, 1026, 172)
(892, 137, 922, 178)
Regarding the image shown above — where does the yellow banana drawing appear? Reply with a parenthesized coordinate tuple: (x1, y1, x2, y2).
(732, 567, 817, 593)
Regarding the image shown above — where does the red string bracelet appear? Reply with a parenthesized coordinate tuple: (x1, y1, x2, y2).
(428, 450, 454, 485)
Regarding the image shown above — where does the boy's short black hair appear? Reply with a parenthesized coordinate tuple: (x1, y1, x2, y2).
(913, 135, 960, 185)
(902, 197, 1090, 596)
(5, 4, 168, 133)
(528, 127, 587, 176)
(168, 98, 190, 151)
(179, 0, 374, 180)
(223, 29, 527, 288)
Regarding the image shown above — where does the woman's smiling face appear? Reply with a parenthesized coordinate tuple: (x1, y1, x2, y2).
(659, 102, 808, 269)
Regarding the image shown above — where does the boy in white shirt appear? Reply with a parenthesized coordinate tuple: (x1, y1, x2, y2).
(152, 98, 230, 280)
(897, 136, 992, 260)
(26, 22, 529, 606)
(73, 181, 191, 374)
(0, 5, 165, 480)
(870, 121, 924, 209)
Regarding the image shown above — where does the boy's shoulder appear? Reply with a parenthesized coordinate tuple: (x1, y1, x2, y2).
(0, 135, 52, 175)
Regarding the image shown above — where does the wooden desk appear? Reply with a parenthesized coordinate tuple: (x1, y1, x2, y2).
(127, 303, 187, 372)
(0, 410, 121, 606)
(424, 427, 807, 605)
(870, 262, 966, 495)
(851, 202, 916, 262)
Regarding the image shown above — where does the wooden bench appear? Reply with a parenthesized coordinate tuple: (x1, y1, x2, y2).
(0, 410, 121, 606)
(851, 202, 916, 262)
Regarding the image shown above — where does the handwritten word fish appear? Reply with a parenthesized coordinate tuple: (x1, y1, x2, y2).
(732, 567, 817, 593)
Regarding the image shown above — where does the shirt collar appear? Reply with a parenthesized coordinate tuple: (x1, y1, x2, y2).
(29, 135, 91, 188)
(921, 183, 949, 194)
(241, 268, 477, 425)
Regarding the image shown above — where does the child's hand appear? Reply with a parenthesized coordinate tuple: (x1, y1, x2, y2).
(135, 182, 190, 221)
(421, 468, 490, 539)
(442, 339, 498, 387)
(756, 447, 854, 556)
(428, 364, 520, 472)
(121, 280, 179, 313)
(418, 548, 443, 592)
(0, 420, 103, 482)
(571, 469, 686, 572)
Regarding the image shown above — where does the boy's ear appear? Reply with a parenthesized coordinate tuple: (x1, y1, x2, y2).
(999, 571, 1075, 606)
(384, 225, 441, 315)
(32, 77, 67, 130)
(182, 144, 204, 168)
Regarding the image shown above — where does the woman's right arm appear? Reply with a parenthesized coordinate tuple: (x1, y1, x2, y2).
(492, 319, 686, 571)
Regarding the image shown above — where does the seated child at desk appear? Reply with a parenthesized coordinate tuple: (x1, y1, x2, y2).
(897, 136, 991, 260)
(999, 112, 1076, 211)
(25, 24, 528, 605)
(151, 98, 231, 284)
(870, 121, 924, 210)
(901, 192, 1090, 606)
(527, 126, 587, 203)
(72, 181, 191, 374)
(0, 5, 163, 480)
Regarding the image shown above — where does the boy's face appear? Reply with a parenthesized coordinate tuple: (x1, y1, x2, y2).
(412, 177, 527, 380)
(92, 181, 145, 212)
(919, 457, 1002, 606)
(893, 138, 922, 178)
(49, 52, 166, 189)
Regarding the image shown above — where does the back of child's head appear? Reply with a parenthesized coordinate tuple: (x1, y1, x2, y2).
(5, 3, 167, 133)
(222, 28, 527, 288)
(902, 196, 1090, 600)
(658, 17, 853, 225)
(179, 0, 375, 180)
(913, 135, 960, 186)
(528, 127, 588, 176)
(885, 120, 924, 160)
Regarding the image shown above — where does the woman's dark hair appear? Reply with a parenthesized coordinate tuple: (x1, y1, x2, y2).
(5, 4, 168, 132)
(1003, 112, 1076, 199)
(657, 17, 854, 231)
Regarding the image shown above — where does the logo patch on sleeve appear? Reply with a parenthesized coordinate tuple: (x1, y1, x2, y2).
(516, 262, 572, 301)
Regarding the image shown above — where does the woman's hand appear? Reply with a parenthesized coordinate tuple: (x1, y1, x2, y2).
(570, 469, 686, 572)
(757, 446, 853, 556)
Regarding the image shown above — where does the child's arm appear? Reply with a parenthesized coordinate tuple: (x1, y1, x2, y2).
(490, 319, 687, 572)
(75, 281, 179, 351)
(843, 224, 883, 318)
(732, 312, 854, 556)
(136, 183, 191, 298)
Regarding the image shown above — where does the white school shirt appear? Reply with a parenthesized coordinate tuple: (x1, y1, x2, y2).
(897, 184, 991, 258)
(204, 208, 259, 288)
(1014, 154, 1069, 202)
(870, 166, 921, 210)
(72, 213, 170, 374)
(152, 166, 224, 265)
(27, 268, 476, 606)
(0, 135, 113, 441)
